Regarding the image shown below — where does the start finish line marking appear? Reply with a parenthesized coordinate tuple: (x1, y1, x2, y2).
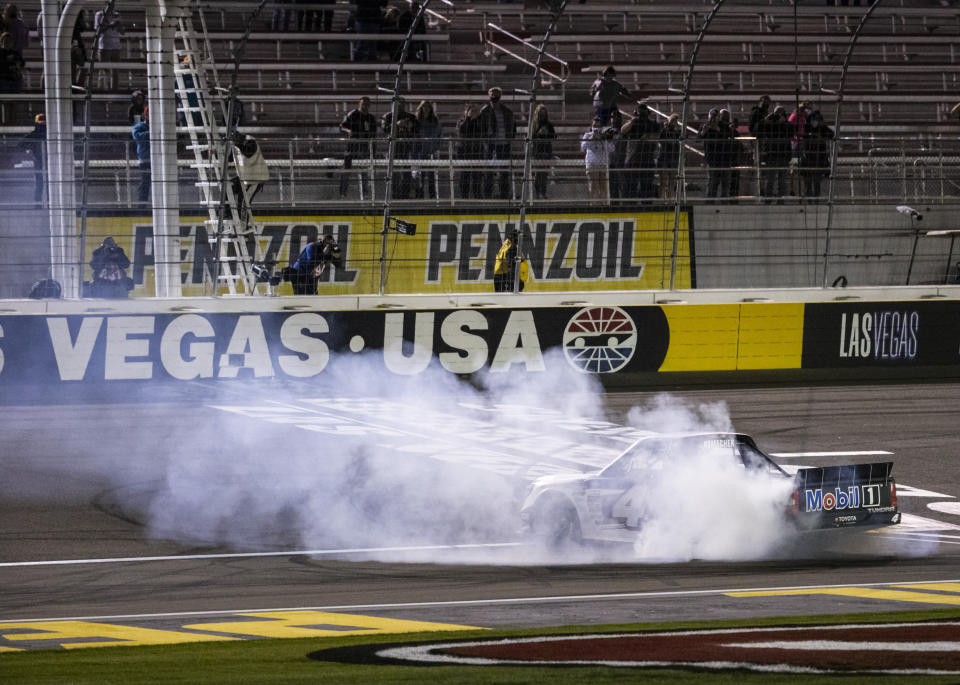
(0, 611, 481, 651)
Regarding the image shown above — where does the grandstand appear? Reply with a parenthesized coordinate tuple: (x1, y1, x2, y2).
(0, 0, 958, 298)
(4, 1, 959, 130)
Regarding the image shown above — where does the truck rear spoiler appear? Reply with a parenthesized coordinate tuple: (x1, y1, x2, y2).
(792, 461, 900, 529)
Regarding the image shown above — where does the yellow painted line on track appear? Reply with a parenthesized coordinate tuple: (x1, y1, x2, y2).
(899, 583, 960, 593)
(0, 611, 482, 651)
(728, 587, 960, 607)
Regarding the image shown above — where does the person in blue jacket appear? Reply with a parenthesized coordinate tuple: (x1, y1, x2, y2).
(286, 234, 341, 294)
(131, 107, 150, 203)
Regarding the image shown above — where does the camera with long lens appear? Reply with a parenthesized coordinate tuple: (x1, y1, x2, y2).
(322, 237, 341, 259)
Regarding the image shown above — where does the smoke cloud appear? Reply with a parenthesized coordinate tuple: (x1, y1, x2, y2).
(140, 349, 613, 558)
(6, 352, 867, 565)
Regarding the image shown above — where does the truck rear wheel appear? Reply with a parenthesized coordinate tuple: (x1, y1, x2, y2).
(531, 498, 582, 550)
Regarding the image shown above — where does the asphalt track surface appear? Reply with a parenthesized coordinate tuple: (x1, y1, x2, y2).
(2, 381, 960, 639)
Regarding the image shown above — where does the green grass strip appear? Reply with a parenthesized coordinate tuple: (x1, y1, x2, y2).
(2, 607, 960, 684)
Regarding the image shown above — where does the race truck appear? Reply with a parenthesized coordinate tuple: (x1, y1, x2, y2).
(519, 432, 900, 547)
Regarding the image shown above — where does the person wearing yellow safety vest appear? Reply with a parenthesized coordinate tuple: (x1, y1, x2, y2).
(493, 230, 529, 292)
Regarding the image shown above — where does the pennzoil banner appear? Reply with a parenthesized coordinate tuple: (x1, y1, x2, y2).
(80, 210, 693, 295)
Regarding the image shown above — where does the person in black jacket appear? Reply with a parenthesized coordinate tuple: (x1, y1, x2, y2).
(621, 103, 661, 199)
(748, 94, 771, 137)
(530, 104, 555, 199)
(0, 30, 24, 93)
(699, 108, 734, 199)
(88, 237, 133, 298)
(415, 100, 442, 199)
(456, 103, 483, 199)
(70, 10, 88, 87)
(477, 87, 516, 199)
(607, 108, 627, 199)
(339, 96, 377, 198)
(798, 110, 834, 198)
(351, 0, 386, 61)
(381, 104, 419, 199)
(757, 105, 793, 200)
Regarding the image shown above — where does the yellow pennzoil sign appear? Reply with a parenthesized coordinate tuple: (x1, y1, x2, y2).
(79, 211, 692, 296)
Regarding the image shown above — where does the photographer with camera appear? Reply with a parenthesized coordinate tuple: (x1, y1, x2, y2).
(581, 116, 616, 200)
(87, 236, 133, 298)
(286, 234, 342, 295)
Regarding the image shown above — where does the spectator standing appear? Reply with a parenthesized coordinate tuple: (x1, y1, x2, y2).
(658, 113, 682, 201)
(757, 105, 792, 200)
(456, 102, 483, 199)
(530, 103, 555, 200)
(132, 108, 150, 203)
(230, 132, 269, 222)
(477, 86, 516, 199)
(590, 65, 630, 126)
(1, 4, 29, 57)
(88, 236, 133, 298)
(0, 31, 23, 93)
(71, 10, 89, 87)
(94, 9, 123, 61)
(798, 110, 834, 198)
(352, 0, 386, 61)
(581, 116, 615, 200)
(415, 100, 442, 199)
(288, 234, 341, 295)
(381, 104, 419, 199)
(94, 8, 123, 89)
(699, 108, 734, 199)
(19, 112, 45, 204)
(339, 95, 377, 198)
(748, 95, 771, 137)
(607, 108, 627, 199)
(621, 103, 661, 199)
(788, 101, 810, 155)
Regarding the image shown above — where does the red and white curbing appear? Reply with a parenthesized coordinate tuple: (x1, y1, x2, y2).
(378, 622, 960, 674)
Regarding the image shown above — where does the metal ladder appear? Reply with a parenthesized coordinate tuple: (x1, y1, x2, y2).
(173, 4, 260, 295)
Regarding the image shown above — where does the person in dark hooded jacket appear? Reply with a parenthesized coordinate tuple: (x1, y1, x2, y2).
(798, 110, 834, 198)
(699, 108, 734, 198)
(620, 103, 660, 198)
(456, 102, 483, 199)
(88, 236, 133, 298)
(757, 105, 793, 199)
